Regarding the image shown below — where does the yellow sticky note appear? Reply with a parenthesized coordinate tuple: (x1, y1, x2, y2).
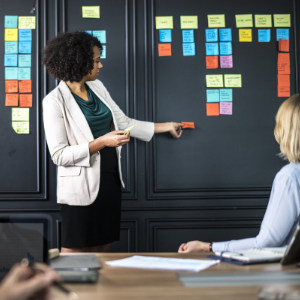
(12, 108, 29, 121)
(207, 15, 225, 28)
(12, 122, 30, 134)
(239, 29, 252, 42)
(155, 16, 173, 29)
(82, 6, 100, 18)
(18, 17, 36, 29)
(255, 15, 272, 27)
(224, 74, 242, 88)
(206, 75, 223, 87)
(235, 14, 253, 28)
(274, 14, 291, 27)
(180, 16, 198, 29)
(5, 29, 18, 41)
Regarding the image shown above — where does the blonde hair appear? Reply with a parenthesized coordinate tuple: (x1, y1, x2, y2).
(274, 94, 300, 163)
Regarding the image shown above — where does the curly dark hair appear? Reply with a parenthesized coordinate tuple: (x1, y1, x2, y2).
(42, 31, 102, 82)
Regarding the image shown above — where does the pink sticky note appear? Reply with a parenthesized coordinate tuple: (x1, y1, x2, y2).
(220, 102, 232, 115)
(220, 55, 233, 68)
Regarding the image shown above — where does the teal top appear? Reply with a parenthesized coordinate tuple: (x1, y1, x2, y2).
(72, 84, 112, 139)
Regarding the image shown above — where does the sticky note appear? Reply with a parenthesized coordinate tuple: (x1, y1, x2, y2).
(5, 16, 18, 28)
(12, 122, 30, 134)
(155, 17, 173, 29)
(5, 94, 18, 106)
(18, 68, 31, 80)
(5, 67, 18, 80)
(219, 28, 232, 41)
(278, 39, 289, 52)
(182, 30, 194, 42)
(180, 16, 198, 29)
(82, 6, 100, 18)
(207, 15, 225, 28)
(220, 55, 233, 68)
(219, 42, 232, 55)
(235, 14, 253, 28)
(12, 108, 29, 121)
(181, 122, 195, 129)
(274, 14, 291, 27)
(255, 15, 272, 27)
(100, 45, 106, 59)
(277, 75, 290, 87)
(18, 55, 31, 67)
(93, 30, 106, 43)
(5, 42, 18, 54)
(206, 75, 223, 87)
(19, 94, 32, 107)
(206, 89, 220, 102)
(19, 80, 32, 93)
(19, 29, 32, 41)
(5, 29, 18, 41)
(206, 56, 218, 69)
(276, 29, 289, 41)
(220, 89, 232, 101)
(205, 43, 219, 55)
(258, 29, 271, 42)
(278, 86, 290, 97)
(18, 17, 36, 29)
(205, 29, 218, 42)
(206, 103, 219, 116)
(239, 29, 252, 42)
(5, 80, 18, 93)
(19, 41, 31, 53)
(224, 74, 242, 87)
(278, 53, 290, 75)
(158, 43, 171, 56)
(183, 43, 195, 56)
(220, 102, 232, 115)
(159, 30, 172, 42)
(85, 31, 92, 35)
(4, 54, 18, 67)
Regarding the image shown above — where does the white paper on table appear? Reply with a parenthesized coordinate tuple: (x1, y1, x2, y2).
(105, 255, 220, 272)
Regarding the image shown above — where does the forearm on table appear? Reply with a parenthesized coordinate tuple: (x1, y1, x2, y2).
(212, 237, 256, 253)
(154, 122, 172, 134)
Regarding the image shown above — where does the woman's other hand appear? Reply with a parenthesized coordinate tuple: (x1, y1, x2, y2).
(154, 122, 183, 138)
(178, 241, 210, 253)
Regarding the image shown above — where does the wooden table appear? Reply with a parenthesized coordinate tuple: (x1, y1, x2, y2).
(52, 253, 300, 300)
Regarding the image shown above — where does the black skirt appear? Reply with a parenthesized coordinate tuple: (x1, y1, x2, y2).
(60, 147, 122, 248)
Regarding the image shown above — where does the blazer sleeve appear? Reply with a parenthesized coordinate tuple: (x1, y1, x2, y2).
(43, 96, 91, 167)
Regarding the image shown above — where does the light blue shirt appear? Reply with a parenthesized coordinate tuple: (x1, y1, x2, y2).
(213, 163, 300, 253)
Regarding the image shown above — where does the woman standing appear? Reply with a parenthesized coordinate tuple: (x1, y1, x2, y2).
(42, 31, 183, 253)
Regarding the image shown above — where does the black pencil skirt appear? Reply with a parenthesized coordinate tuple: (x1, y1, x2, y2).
(60, 147, 122, 248)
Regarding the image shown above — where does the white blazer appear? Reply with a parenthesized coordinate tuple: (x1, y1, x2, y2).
(43, 80, 154, 206)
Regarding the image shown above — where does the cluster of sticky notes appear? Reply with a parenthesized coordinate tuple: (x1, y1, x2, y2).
(82, 6, 100, 18)
(12, 108, 30, 134)
(181, 16, 197, 56)
(156, 16, 173, 56)
(92, 31, 106, 59)
(206, 89, 233, 116)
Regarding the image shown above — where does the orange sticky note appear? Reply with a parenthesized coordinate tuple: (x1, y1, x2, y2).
(5, 94, 18, 106)
(278, 75, 290, 87)
(5, 80, 18, 93)
(278, 39, 289, 52)
(19, 94, 32, 107)
(19, 80, 32, 93)
(158, 43, 172, 56)
(206, 103, 219, 116)
(278, 86, 290, 97)
(278, 53, 290, 75)
(181, 122, 195, 129)
(206, 56, 218, 69)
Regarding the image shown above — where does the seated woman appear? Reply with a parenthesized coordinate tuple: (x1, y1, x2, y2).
(178, 94, 300, 253)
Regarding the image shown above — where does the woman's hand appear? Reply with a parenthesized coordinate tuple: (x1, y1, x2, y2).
(154, 122, 183, 138)
(178, 241, 211, 253)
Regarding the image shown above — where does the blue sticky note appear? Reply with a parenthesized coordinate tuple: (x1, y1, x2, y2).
(220, 89, 232, 102)
(258, 29, 271, 42)
(219, 28, 232, 41)
(93, 30, 106, 43)
(19, 41, 31, 54)
(182, 43, 195, 56)
(159, 30, 172, 42)
(18, 68, 31, 80)
(220, 42, 232, 55)
(4, 54, 18, 67)
(19, 29, 32, 41)
(19, 55, 31, 67)
(85, 30, 92, 35)
(5, 16, 18, 28)
(101, 45, 106, 59)
(5, 42, 18, 54)
(205, 43, 219, 55)
(182, 30, 194, 43)
(205, 29, 218, 42)
(276, 29, 289, 41)
(5, 67, 18, 80)
(206, 89, 220, 102)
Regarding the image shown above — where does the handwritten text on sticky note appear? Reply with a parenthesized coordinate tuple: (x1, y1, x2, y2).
(206, 75, 223, 87)
(235, 14, 253, 28)
(18, 17, 36, 29)
(82, 6, 100, 18)
(224, 74, 242, 87)
(155, 17, 173, 29)
(207, 15, 225, 28)
(180, 16, 198, 29)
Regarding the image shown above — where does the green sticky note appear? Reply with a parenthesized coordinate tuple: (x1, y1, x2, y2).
(18, 68, 31, 80)
(206, 75, 223, 87)
(180, 16, 198, 29)
(5, 67, 18, 80)
(12, 108, 29, 121)
(5, 16, 18, 28)
(155, 16, 173, 29)
(12, 122, 30, 134)
(82, 6, 100, 18)
(235, 14, 253, 27)
(19, 55, 31, 67)
(274, 14, 291, 27)
(5, 42, 18, 54)
(255, 15, 272, 27)
(207, 15, 225, 28)
(224, 74, 242, 88)
(18, 17, 36, 29)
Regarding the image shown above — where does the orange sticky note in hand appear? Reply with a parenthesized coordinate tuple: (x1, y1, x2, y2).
(19, 94, 32, 107)
(278, 53, 290, 75)
(278, 75, 290, 87)
(5, 94, 18, 106)
(278, 86, 290, 97)
(206, 103, 219, 116)
(206, 56, 218, 69)
(19, 80, 32, 93)
(181, 122, 195, 129)
(5, 80, 18, 93)
(278, 39, 289, 52)
(158, 43, 172, 56)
